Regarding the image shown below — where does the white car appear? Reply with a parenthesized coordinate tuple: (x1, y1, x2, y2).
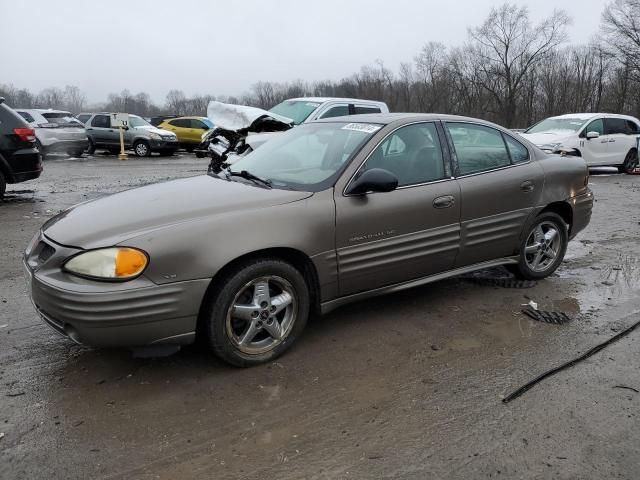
(520, 113, 640, 172)
(16, 109, 88, 159)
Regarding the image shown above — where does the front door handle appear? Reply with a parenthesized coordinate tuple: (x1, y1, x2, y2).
(520, 180, 535, 193)
(608, 139, 616, 143)
(433, 195, 455, 209)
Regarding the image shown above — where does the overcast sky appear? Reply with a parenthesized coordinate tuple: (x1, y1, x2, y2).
(1, 0, 607, 103)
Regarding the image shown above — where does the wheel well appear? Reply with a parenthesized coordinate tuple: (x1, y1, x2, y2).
(541, 201, 573, 232)
(196, 247, 321, 336)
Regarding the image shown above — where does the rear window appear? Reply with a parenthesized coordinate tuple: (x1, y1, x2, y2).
(42, 112, 81, 126)
(0, 103, 30, 132)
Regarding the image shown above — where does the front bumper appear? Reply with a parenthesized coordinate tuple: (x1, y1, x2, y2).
(23, 233, 210, 347)
(149, 139, 179, 151)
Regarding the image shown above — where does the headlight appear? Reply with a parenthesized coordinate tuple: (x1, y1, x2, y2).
(64, 247, 149, 281)
(149, 132, 161, 140)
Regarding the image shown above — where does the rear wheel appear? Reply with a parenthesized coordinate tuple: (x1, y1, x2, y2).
(511, 212, 568, 280)
(133, 141, 150, 157)
(618, 149, 638, 173)
(203, 259, 310, 367)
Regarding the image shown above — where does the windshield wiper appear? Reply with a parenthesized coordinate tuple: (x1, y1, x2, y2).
(225, 169, 272, 189)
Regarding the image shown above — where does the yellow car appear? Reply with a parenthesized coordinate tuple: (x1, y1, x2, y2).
(158, 116, 214, 151)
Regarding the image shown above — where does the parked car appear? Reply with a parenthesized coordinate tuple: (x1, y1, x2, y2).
(0, 98, 42, 199)
(519, 113, 640, 172)
(149, 115, 180, 127)
(157, 116, 214, 151)
(24, 113, 593, 366)
(84, 113, 178, 157)
(16, 109, 88, 159)
(268, 97, 389, 125)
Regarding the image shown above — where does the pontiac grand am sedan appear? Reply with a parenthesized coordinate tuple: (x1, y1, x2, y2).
(24, 113, 593, 366)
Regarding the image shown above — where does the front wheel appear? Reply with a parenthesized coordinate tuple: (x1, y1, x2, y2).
(511, 212, 568, 280)
(133, 141, 151, 157)
(204, 259, 310, 367)
(618, 149, 638, 173)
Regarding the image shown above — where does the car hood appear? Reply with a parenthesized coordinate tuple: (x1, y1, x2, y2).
(43, 175, 312, 249)
(519, 131, 574, 146)
(206, 101, 293, 132)
(135, 125, 174, 135)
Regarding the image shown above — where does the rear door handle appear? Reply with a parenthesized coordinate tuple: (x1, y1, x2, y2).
(520, 180, 535, 193)
(608, 139, 616, 143)
(433, 195, 455, 209)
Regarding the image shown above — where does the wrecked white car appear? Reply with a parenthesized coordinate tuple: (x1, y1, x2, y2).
(199, 98, 389, 173)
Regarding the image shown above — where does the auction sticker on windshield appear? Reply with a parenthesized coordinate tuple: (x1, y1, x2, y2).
(342, 123, 382, 133)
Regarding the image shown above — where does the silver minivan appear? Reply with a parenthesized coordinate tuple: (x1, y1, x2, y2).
(16, 109, 88, 159)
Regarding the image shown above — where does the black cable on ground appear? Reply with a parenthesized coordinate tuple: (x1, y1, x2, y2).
(502, 316, 640, 404)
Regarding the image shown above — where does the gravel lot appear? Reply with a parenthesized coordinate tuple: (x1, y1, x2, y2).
(1, 153, 639, 479)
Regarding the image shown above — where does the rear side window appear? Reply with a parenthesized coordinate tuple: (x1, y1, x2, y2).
(0, 104, 30, 132)
(320, 105, 349, 119)
(447, 123, 511, 175)
(170, 119, 190, 128)
(91, 115, 111, 128)
(626, 120, 640, 134)
(18, 111, 35, 123)
(354, 106, 382, 115)
(504, 135, 529, 163)
(605, 118, 628, 135)
(584, 118, 604, 136)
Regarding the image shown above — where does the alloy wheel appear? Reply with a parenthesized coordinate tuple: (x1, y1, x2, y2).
(225, 275, 297, 355)
(524, 221, 561, 273)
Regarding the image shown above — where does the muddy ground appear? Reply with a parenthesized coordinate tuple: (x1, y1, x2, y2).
(1, 153, 639, 479)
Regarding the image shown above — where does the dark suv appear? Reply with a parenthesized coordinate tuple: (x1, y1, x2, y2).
(0, 98, 42, 199)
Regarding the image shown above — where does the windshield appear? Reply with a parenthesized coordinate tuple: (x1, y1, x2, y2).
(525, 117, 588, 134)
(268, 100, 321, 125)
(225, 122, 381, 191)
(128, 116, 152, 128)
(202, 118, 214, 128)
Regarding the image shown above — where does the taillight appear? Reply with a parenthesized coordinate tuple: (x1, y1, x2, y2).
(14, 127, 35, 142)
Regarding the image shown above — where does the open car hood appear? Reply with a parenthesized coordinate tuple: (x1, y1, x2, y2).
(206, 101, 293, 132)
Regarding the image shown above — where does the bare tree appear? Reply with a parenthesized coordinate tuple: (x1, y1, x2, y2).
(468, 3, 570, 126)
(602, 0, 640, 81)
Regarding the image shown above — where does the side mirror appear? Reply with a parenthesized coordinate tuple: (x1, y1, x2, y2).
(586, 131, 600, 140)
(346, 168, 398, 195)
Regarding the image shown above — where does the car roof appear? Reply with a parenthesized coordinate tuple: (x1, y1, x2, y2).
(549, 112, 640, 122)
(17, 108, 72, 115)
(284, 97, 387, 105)
(312, 112, 508, 128)
(163, 116, 207, 120)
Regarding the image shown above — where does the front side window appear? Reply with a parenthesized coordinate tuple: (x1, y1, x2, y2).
(447, 123, 511, 175)
(268, 100, 320, 125)
(170, 118, 190, 128)
(226, 122, 380, 191)
(584, 118, 604, 136)
(360, 122, 446, 186)
(76, 114, 91, 124)
(91, 115, 111, 128)
(319, 105, 349, 119)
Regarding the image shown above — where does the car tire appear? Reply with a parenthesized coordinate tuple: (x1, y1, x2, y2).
(618, 149, 638, 173)
(0, 170, 6, 200)
(68, 149, 84, 158)
(86, 139, 96, 155)
(203, 258, 310, 367)
(107, 147, 121, 155)
(159, 149, 175, 156)
(133, 141, 151, 157)
(511, 212, 568, 280)
(185, 146, 195, 153)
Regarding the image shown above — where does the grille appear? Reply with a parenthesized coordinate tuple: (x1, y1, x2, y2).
(37, 243, 56, 263)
